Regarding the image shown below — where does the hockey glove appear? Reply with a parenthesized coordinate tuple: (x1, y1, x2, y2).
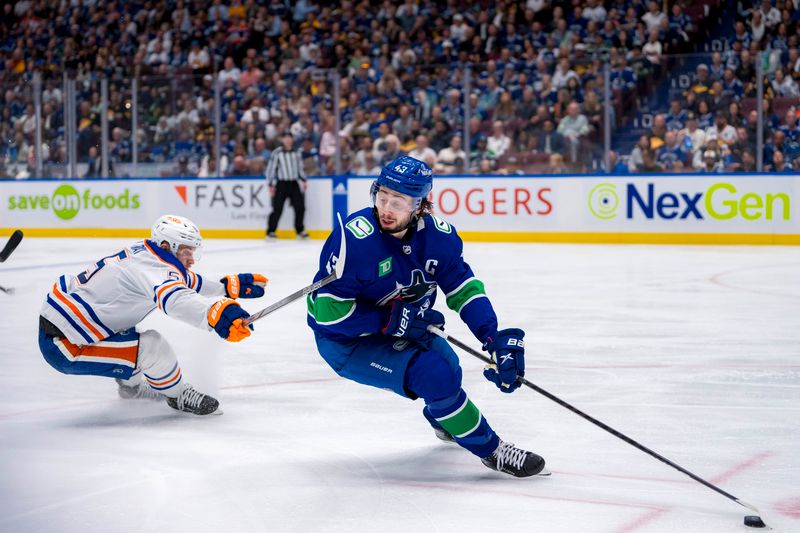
(482, 328, 525, 393)
(208, 299, 253, 342)
(382, 299, 445, 349)
(221, 273, 268, 299)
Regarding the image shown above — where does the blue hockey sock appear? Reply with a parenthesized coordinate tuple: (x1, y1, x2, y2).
(426, 389, 499, 458)
(407, 344, 499, 458)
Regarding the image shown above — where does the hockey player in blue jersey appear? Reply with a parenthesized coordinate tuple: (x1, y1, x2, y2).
(307, 155, 546, 477)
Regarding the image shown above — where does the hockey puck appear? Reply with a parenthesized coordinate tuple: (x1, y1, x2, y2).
(744, 515, 766, 528)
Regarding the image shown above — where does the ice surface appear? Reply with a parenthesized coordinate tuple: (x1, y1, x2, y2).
(0, 237, 798, 533)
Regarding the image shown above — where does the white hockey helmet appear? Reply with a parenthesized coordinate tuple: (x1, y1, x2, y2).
(151, 215, 203, 256)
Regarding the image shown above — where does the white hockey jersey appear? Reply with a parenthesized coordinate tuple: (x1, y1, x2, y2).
(40, 240, 225, 345)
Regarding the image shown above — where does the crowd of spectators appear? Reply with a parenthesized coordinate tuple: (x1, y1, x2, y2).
(0, 0, 798, 179)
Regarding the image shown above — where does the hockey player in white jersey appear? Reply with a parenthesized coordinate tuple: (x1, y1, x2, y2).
(37, 215, 267, 415)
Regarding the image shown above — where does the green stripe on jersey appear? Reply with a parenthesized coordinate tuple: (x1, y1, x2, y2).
(445, 278, 486, 314)
(436, 398, 481, 438)
(307, 293, 356, 325)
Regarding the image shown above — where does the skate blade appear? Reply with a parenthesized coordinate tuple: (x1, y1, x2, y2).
(536, 468, 552, 476)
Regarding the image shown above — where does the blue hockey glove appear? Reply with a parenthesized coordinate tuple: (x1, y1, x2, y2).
(482, 328, 525, 393)
(208, 299, 253, 342)
(221, 273, 268, 299)
(382, 299, 445, 349)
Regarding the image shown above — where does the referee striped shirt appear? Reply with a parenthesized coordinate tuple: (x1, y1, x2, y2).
(265, 147, 306, 187)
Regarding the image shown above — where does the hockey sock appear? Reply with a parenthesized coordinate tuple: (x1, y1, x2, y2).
(137, 330, 184, 398)
(426, 389, 499, 458)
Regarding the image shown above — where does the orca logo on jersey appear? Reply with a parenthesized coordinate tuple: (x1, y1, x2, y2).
(377, 268, 437, 306)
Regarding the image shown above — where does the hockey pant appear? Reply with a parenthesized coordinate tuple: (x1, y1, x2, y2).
(314, 332, 499, 459)
(39, 316, 186, 397)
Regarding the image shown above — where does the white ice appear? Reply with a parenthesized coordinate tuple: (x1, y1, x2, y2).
(0, 237, 798, 533)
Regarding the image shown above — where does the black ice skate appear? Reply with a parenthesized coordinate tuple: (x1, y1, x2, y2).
(167, 385, 220, 415)
(481, 441, 548, 478)
(116, 378, 164, 401)
(433, 426, 455, 443)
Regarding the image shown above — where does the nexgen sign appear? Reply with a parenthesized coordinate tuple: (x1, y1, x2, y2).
(592, 182, 792, 221)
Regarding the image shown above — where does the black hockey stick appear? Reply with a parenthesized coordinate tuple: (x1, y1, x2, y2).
(243, 213, 347, 326)
(0, 230, 23, 262)
(427, 326, 769, 527)
(0, 284, 14, 295)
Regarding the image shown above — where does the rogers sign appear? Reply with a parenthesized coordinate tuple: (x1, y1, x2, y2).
(431, 186, 552, 216)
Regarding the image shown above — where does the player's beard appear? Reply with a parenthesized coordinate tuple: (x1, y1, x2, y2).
(377, 211, 411, 234)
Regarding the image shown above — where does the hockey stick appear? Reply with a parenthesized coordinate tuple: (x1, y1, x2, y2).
(243, 213, 347, 326)
(427, 326, 768, 526)
(0, 284, 14, 295)
(0, 230, 23, 262)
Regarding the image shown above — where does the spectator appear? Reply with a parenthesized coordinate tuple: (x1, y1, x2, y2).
(379, 134, 403, 167)
(470, 135, 497, 171)
(769, 150, 793, 172)
(642, 0, 666, 32)
(678, 112, 707, 160)
(487, 121, 511, 159)
(693, 134, 722, 169)
(639, 148, 665, 173)
(604, 151, 630, 174)
(408, 135, 437, 165)
(534, 119, 565, 155)
(300, 136, 321, 176)
(392, 105, 414, 144)
(557, 102, 590, 162)
(552, 58, 579, 89)
(187, 41, 210, 75)
(229, 155, 252, 176)
(436, 135, 467, 174)
(736, 150, 758, 172)
(657, 131, 689, 170)
(355, 152, 382, 176)
(163, 155, 194, 177)
(547, 153, 568, 174)
(628, 135, 651, 172)
(707, 113, 738, 147)
(758, 0, 781, 32)
(265, 133, 307, 240)
(642, 29, 663, 70)
(771, 68, 800, 97)
(700, 150, 723, 173)
(218, 57, 241, 87)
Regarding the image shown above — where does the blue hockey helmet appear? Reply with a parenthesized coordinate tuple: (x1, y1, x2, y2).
(371, 156, 433, 209)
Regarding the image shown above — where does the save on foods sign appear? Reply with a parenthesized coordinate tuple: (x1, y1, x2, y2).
(7, 183, 142, 221)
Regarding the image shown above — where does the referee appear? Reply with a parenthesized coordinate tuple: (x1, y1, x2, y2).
(265, 133, 308, 239)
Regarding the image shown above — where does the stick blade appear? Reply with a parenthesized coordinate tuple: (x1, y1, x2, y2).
(0, 230, 23, 262)
(334, 213, 346, 279)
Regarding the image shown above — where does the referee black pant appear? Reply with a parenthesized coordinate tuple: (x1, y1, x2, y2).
(267, 180, 305, 234)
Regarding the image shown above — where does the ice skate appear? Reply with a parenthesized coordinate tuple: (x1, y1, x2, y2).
(116, 378, 164, 401)
(433, 426, 455, 443)
(167, 384, 220, 415)
(481, 441, 548, 478)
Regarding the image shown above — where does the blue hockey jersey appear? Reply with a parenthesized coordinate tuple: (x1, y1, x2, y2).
(307, 207, 498, 344)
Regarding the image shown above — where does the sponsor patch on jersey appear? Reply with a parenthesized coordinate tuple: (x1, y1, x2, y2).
(378, 257, 392, 277)
(345, 216, 374, 239)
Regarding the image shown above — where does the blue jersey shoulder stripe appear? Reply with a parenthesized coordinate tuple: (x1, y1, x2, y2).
(46, 295, 94, 344)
